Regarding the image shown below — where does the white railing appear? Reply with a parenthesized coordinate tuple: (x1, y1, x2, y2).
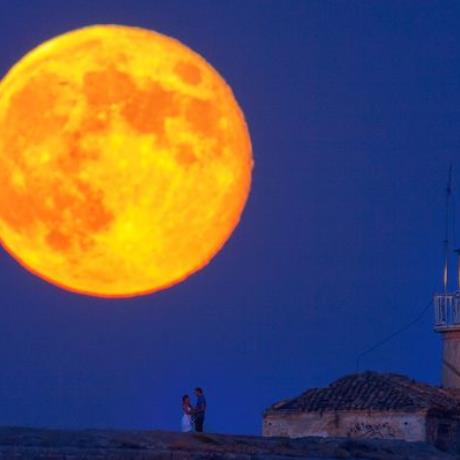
(434, 292, 460, 328)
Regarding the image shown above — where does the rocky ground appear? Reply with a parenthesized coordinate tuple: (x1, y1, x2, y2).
(0, 427, 455, 459)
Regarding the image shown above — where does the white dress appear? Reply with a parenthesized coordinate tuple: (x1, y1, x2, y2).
(181, 405, 193, 432)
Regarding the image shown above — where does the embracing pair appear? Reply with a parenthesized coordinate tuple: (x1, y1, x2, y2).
(181, 387, 206, 432)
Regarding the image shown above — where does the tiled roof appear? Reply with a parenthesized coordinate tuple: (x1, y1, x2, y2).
(265, 372, 460, 414)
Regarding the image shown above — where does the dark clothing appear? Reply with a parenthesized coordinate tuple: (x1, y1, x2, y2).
(194, 413, 205, 432)
(196, 395, 206, 413)
(194, 394, 206, 432)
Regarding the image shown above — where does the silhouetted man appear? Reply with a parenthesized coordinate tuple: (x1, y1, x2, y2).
(194, 387, 206, 432)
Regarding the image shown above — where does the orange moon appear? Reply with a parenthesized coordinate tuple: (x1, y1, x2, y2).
(0, 25, 252, 298)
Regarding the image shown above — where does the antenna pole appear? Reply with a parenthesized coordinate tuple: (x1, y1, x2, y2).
(444, 164, 453, 293)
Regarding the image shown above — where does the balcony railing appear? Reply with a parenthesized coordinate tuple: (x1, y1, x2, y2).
(434, 292, 460, 329)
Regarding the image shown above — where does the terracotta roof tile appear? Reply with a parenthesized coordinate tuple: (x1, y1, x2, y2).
(265, 372, 460, 414)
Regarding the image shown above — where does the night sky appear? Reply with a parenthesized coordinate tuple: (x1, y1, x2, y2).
(0, 0, 459, 435)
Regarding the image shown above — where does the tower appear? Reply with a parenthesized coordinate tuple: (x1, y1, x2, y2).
(434, 287, 460, 388)
(434, 166, 460, 388)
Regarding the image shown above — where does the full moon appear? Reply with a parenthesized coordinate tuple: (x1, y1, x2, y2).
(0, 25, 252, 297)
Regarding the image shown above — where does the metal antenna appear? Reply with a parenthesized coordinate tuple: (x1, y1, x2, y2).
(444, 164, 453, 293)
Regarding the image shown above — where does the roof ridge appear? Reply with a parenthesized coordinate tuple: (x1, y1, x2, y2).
(265, 372, 460, 414)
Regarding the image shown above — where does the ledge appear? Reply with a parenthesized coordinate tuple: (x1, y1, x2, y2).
(0, 427, 454, 459)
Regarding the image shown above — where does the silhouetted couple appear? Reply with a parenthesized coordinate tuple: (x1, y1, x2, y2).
(182, 387, 206, 432)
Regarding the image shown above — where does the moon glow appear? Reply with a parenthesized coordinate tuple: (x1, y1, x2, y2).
(0, 25, 252, 297)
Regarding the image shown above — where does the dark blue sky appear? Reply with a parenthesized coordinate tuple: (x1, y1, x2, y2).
(0, 0, 459, 435)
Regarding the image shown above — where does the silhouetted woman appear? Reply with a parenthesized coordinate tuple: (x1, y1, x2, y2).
(181, 394, 193, 432)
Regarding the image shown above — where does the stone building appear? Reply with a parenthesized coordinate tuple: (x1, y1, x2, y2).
(263, 260, 460, 452)
(263, 372, 460, 452)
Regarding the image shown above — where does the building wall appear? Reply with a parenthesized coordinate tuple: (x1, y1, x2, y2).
(426, 414, 460, 453)
(263, 410, 426, 442)
(442, 329, 460, 389)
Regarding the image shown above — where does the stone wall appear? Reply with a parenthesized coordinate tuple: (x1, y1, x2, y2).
(0, 427, 454, 460)
(263, 410, 427, 442)
(441, 329, 460, 388)
(426, 413, 460, 453)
